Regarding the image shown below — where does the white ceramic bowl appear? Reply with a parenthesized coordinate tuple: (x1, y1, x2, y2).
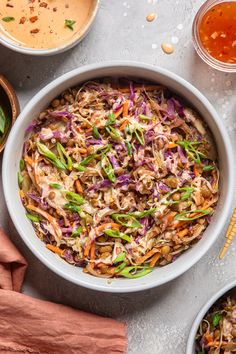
(186, 279, 236, 353)
(2, 62, 234, 293)
(0, 0, 99, 56)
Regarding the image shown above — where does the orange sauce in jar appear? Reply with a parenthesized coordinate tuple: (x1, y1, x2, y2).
(199, 1, 236, 64)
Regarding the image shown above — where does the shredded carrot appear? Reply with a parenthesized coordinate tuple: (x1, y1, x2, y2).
(75, 179, 83, 194)
(46, 244, 64, 256)
(193, 164, 200, 177)
(84, 240, 92, 257)
(165, 143, 177, 149)
(96, 222, 120, 233)
(120, 119, 129, 131)
(166, 212, 177, 223)
(204, 334, 214, 343)
(123, 101, 129, 117)
(114, 107, 123, 118)
(27, 204, 54, 223)
(136, 248, 159, 265)
(150, 253, 161, 267)
(78, 148, 87, 154)
(24, 155, 33, 166)
(90, 242, 95, 260)
(177, 228, 189, 238)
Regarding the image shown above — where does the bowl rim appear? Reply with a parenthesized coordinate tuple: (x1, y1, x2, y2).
(2, 61, 234, 292)
(0, 0, 99, 56)
(186, 278, 236, 354)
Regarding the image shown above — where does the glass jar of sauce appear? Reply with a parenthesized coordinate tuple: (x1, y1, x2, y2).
(192, 0, 236, 72)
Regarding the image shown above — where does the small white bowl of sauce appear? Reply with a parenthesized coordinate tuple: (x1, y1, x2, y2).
(192, 0, 236, 72)
(0, 0, 99, 56)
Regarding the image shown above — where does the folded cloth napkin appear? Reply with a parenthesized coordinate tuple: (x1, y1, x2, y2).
(0, 229, 127, 354)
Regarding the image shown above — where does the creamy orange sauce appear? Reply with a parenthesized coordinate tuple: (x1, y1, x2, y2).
(0, 0, 95, 50)
(199, 1, 236, 64)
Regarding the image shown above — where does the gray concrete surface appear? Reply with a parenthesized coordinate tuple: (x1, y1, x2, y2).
(0, 1, 236, 353)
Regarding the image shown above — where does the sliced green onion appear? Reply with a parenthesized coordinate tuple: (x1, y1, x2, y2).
(203, 165, 215, 172)
(114, 262, 127, 273)
(19, 159, 25, 171)
(0, 106, 6, 134)
(80, 154, 96, 166)
(107, 112, 116, 125)
(74, 164, 87, 172)
(114, 252, 126, 264)
(26, 213, 40, 222)
(139, 114, 154, 121)
(49, 183, 62, 189)
(2, 17, 15, 22)
(65, 191, 85, 205)
(65, 19, 76, 30)
(57, 142, 73, 170)
(105, 126, 121, 141)
(18, 172, 23, 187)
(134, 127, 145, 145)
(212, 312, 222, 327)
(36, 142, 66, 170)
(128, 208, 156, 218)
(71, 226, 83, 237)
(64, 203, 82, 213)
(111, 213, 141, 228)
(125, 140, 132, 156)
(118, 266, 152, 279)
(177, 140, 206, 165)
(104, 229, 131, 242)
(101, 154, 116, 183)
(96, 144, 112, 155)
(174, 209, 211, 221)
(165, 187, 194, 205)
(92, 126, 101, 139)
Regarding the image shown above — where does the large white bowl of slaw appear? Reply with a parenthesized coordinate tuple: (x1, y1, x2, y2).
(2, 62, 234, 293)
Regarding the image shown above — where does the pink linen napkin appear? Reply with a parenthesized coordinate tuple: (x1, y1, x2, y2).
(0, 229, 127, 354)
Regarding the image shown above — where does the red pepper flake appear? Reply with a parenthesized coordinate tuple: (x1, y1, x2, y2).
(30, 16, 38, 23)
(39, 2, 48, 8)
(19, 16, 26, 24)
(6, 3, 14, 7)
(29, 6, 34, 13)
(30, 28, 39, 34)
(53, 7, 57, 12)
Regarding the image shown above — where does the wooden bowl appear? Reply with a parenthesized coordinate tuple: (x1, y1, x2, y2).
(0, 75, 20, 153)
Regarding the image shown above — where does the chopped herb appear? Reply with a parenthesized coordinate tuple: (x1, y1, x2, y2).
(19, 159, 25, 171)
(49, 183, 62, 189)
(203, 165, 215, 172)
(65, 19, 76, 30)
(92, 126, 101, 139)
(114, 252, 126, 264)
(212, 312, 222, 327)
(2, 17, 15, 22)
(104, 229, 131, 242)
(0, 106, 6, 134)
(111, 213, 142, 228)
(101, 154, 116, 183)
(26, 213, 40, 222)
(174, 209, 211, 221)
